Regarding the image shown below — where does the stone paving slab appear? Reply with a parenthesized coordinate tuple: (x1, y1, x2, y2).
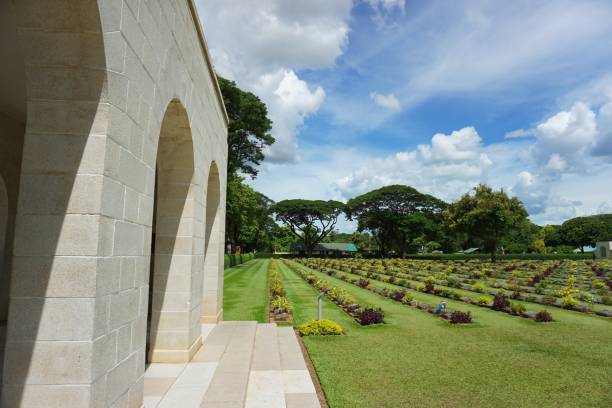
(146, 322, 320, 407)
(277, 327, 308, 371)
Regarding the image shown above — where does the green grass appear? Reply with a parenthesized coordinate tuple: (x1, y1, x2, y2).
(280, 260, 612, 408)
(223, 258, 612, 407)
(222, 258, 269, 322)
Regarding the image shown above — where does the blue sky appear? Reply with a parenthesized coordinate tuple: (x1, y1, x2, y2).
(197, 0, 612, 228)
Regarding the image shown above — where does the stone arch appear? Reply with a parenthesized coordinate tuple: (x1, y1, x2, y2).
(201, 161, 223, 322)
(0, 176, 8, 390)
(147, 99, 200, 363)
(1, 0, 107, 405)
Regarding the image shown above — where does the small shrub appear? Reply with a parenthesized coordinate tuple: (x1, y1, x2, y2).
(560, 296, 579, 309)
(472, 282, 486, 293)
(579, 292, 595, 304)
(401, 293, 414, 304)
(271, 296, 292, 313)
(477, 296, 491, 306)
(492, 293, 511, 311)
(534, 310, 553, 322)
(357, 278, 371, 288)
(602, 295, 612, 306)
(511, 303, 526, 315)
(449, 311, 473, 324)
(416, 282, 426, 292)
(358, 307, 385, 325)
(297, 319, 343, 336)
(270, 282, 286, 297)
(447, 276, 461, 288)
(390, 289, 407, 302)
(425, 281, 435, 292)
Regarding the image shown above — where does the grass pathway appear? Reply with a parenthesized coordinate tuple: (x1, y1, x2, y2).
(223, 258, 269, 322)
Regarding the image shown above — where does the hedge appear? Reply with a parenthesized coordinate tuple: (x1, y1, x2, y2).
(224, 253, 255, 269)
(403, 253, 594, 261)
(253, 253, 594, 261)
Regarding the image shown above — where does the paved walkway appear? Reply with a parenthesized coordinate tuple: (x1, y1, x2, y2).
(144, 321, 321, 408)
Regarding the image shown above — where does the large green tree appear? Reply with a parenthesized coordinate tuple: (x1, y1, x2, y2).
(218, 76, 274, 180)
(558, 215, 611, 251)
(446, 184, 528, 261)
(225, 177, 276, 252)
(345, 185, 446, 257)
(271, 199, 345, 255)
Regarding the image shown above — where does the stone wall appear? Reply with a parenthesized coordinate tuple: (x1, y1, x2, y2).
(1, 0, 228, 407)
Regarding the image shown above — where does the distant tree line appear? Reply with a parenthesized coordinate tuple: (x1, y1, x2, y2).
(219, 74, 612, 260)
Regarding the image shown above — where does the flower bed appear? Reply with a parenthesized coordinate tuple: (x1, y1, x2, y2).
(291, 259, 474, 324)
(268, 259, 293, 323)
(296, 258, 556, 323)
(301, 257, 612, 317)
(282, 260, 385, 326)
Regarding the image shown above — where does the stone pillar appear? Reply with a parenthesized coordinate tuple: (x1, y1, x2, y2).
(201, 163, 225, 323)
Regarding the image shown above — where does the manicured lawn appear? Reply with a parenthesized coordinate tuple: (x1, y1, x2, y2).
(223, 258, 269, 322)
(278, 259, 612, 408)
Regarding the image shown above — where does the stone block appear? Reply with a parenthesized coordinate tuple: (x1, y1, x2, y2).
(106, 352, 138, 405)
(110, 288, 140, 330)
(11, 256, 97, 298)
(8, 297, 95, 341)
(114, 221, 144, 256)
(4, 340, 93, 384)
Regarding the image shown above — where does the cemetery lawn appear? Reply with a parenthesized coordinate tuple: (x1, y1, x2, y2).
(222, 258, 269, 322)
(273, 260, 612, 408)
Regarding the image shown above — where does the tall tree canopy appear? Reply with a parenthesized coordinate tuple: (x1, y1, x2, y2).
(271, 199, 345, 255)
(446, 184, 528, 261)
(218, 76, 274, 180)
(225, 177, 276, 252)
(558, 215, 612, 251)
(345, 185, 447, 256)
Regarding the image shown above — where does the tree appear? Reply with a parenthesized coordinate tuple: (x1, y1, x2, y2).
(345, 185, 447, 257)
(218, 76, 274, 180)
(558, 216, 610, 252)
(446, 184, 528, 262)
(225, 177, 276, 252)
(271, 199, 345, 255)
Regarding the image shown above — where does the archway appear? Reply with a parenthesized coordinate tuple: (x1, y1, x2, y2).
(201, 162, 223, 322)
(147, 99, 199, 363)
(0, 0, 27, 399)
(0, 176, 8, 390)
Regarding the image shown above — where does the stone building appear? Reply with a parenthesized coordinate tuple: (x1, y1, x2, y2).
(595, 241, 612, 259)
(0, 0, 228, 406)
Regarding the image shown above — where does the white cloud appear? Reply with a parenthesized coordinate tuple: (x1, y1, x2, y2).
(598, 199, 612, 214)
(369, 92, 401, 111)
(505, 129, 533, 139)
(196, 0, 352, 163)
(418, 127, 482, 162)
(252, 70, 326, 162)
(535, 102, 597, 151)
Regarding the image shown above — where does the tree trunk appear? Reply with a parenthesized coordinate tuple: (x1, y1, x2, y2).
(491, 249, 497, 263)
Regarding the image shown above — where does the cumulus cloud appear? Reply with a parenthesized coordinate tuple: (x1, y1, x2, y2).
(334, 126, 494, 201)
(197, 0, 352, 163)
(252, 70, 326, 162)
(369, 92, 401, 111)
(418, 127, 482, 163)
